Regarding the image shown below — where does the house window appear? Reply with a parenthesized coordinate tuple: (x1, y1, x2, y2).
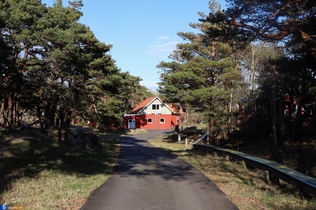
(152, 104, 160, 110)
(147, 118, 153, 123)
(160, 118, 165, 124)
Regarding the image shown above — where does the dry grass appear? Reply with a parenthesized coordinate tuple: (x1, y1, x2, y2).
(148, 134, 316, 210)
(0, 130, 120, 210)
(126, 128, 148, 135)
(4, 171, 108, 210)
(1, 128, 315, 210)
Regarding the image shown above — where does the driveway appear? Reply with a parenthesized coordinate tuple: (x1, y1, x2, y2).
(81, 130, 238, 210)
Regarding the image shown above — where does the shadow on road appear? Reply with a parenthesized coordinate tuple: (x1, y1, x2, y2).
(115, 131, 206, 183)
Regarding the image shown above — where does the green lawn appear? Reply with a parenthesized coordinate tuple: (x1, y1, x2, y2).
(0, 130, 120, 210)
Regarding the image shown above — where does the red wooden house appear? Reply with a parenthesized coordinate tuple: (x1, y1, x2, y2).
(123, 97, 181, 130)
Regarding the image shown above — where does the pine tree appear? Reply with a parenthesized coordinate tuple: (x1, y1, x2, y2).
(158, 2, 242, 143)
(0, 0, 47, 128)
(0, 0, 143, 129)
(226, 0, 316, 59)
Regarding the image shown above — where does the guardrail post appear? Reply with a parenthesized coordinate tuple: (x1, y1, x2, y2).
(240, 160, 246, 168)
(224, 155, 230, 161)
(263, 170, 280, 185)
(211, 151, 218, 158)
(269, 172, 280, 185)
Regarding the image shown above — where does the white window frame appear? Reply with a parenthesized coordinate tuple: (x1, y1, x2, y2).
(160, 118, 165, 124)
(147, 118, 153, 124)
(152, 104, 160, 111)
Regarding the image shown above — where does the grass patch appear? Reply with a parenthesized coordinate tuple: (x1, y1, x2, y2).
(148, 134, 316, 210)
(0, 130, 120, 210)
(126, 129, 148, 135)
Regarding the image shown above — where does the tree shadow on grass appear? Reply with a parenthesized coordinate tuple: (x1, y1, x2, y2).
(0, 130, 120, 195)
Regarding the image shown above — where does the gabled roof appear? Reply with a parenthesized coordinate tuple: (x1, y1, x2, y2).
(168, 103, 183, 115)
(126, 96, 180, 115)
(129, 97, 156, 114)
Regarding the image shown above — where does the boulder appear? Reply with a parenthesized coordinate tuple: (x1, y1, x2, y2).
(83, 132, 101, 150)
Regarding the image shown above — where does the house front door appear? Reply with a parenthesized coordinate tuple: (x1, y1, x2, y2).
(128, 119, 136, 129)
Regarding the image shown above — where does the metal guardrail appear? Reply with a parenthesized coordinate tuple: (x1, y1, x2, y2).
(192, 133, 208, 145)
(192, 142, 316, 196)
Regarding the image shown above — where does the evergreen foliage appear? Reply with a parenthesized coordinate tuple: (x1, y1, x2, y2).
(225, 0, 316, 140)
(158, 0, 316, 143)
(226, 0, 316, 59)
(0, 0, 145, 130)
(157, 2, 242, 143)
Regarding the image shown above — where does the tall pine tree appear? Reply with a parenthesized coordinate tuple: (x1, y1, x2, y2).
(158, 1, 243, 143)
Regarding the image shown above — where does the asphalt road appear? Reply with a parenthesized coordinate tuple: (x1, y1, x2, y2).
(81, 130, 239, 210)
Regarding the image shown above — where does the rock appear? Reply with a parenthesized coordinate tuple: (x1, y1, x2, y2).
(66, 138, 84, 146)
(52, 126, 102, 150)
(83, 132, 101, 150)
(67, 127, 78, 137)
(182, 126, 197, 134)
(75, 127, 85, 139)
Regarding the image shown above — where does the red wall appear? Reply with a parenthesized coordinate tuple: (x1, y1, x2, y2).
(123, 114, 179, 130)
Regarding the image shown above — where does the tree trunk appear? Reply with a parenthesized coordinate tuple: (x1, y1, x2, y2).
(7, 94, 13, 128)
(56, 109, 64, 128)
(228, 91, 232, 135)
(252, 89, 256, 141)
(292, 70, 306, 140)
(65, 109, 72, 126)
(270, 80, 277, 145)
(207, 115, 214, 145)
(14, 99, 19, 127)
(45, 103, 56, 128)
(0, 98, 5, 126)
(279, 79, 285, 142)
(37, 105, 44, 128)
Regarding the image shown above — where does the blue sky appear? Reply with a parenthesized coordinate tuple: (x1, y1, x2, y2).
(42, 0, 227, 91)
